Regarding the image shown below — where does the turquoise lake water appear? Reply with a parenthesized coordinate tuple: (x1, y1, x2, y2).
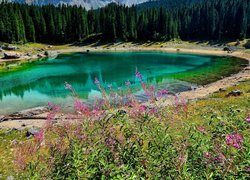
(0, 52, 240, 115)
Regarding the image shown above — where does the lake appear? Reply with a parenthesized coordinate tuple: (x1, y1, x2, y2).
(0, 52, 245, 115)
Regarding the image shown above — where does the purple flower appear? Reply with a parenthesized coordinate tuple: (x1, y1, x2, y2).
(34, 130, 44, 144)
(139, 105, 147, 112)
(106, 137, 117, 147)
(94, 78, 100, 85)
(48, 102, 60, 112)
(74, 100, 89, 115)
(246, 115, 250, 123)
(125, 81, 131, 86)
(64, 82, 72, 90)
(157, 89, 169, 98)
(135, 70, 142, 80)
(226, 133, 243, 149)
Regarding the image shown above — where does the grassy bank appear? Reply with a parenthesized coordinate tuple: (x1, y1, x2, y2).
(0, 79, 249, 178)
(169, 56, 248, 85)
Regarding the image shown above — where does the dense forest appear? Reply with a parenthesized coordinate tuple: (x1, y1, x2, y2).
(0, 0, 249, 44)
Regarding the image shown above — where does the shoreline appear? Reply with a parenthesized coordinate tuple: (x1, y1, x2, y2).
(0, 45, 249, 129)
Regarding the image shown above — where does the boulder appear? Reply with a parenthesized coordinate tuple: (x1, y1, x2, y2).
(3, 52, 21, 59)
(219, 88, 227, 92)
(223, 46, 236, 52)
(244, 66, 250, 70)
(226, 90, 243, 97)
(44, 50, 57, 57)
(26, 52, 32, 56)
(2, 45, 17, 51)
(26, 127, 40, 137)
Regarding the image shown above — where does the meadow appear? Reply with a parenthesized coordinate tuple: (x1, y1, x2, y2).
(0, 71, 249, 179)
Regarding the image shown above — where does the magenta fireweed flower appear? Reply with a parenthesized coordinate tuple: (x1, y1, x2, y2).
(94, 78, 100, 85)
(135, 70, 142, 80)
(48, 102, 60, 112)
(246, 115, 250, 123)
(203, 152, 212, 165)
(157, 89, 169, 98)
(125, 80, 131, 86)
(149, 107, 157, 114)
(64, 82, 72, 90)
(34, 130, 44, 144)
(139, 105, 147, 112)
(74, 99, 89, 115)
(47, 102, 60, 124)
(226, 133, 243, 149)
(106, 137, 117, 147)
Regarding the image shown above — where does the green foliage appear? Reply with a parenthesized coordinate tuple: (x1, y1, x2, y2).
(0, 0, 250, 43)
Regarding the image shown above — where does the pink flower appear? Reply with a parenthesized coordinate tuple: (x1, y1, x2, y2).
(34, 130, 44, 144)
(48, 102, 60, 112)
(139, 105, 147, 112)
(94, 78, 100, 85)
(135, 70, 142, 80)
(64, 82, 72, 90)
(246, 115, 250, 123)
(226, 133, 243, 149)
(74, 100, 89, 115)
(125, 81, 131, 86)
(157, 89, 169, 98)
(149, 107, 157, 114)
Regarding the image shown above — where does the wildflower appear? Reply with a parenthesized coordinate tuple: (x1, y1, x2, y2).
(246, 115, 250, 123)
(157, 89, 169, 98)
(74, 99, 89, 115)
(197, 126, 207, 134)
(106, 137, 117, 147)
(34, 130, 44, 144)
(135, 69, 142, 80)
(139, 105, 147, 112)
(226, 133, 243, 149)
(149, 107, 157, 114)
(203, 152, 212, 165)
(94, 78, 100, 85)
(48, 102, 60, 112)
(125, 80, 131, 86)
(64, 82, 72, 90)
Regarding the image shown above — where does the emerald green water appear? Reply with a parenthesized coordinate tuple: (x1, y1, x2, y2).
(0, 52, 246, 115)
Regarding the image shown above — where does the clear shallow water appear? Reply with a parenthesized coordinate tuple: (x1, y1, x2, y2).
(0, 52, 235, 115)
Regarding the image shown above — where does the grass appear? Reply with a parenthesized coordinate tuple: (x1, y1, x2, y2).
(168, 56, 247, 85)
(0, 129, 26, 179)
(0, 79, 249, 178)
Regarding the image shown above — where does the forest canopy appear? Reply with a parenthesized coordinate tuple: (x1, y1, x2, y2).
(0, 0, 249, 44)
